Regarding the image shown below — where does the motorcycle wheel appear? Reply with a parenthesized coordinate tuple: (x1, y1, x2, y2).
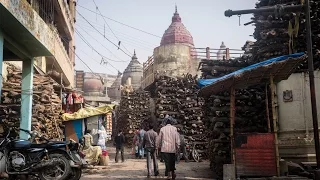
(192, 149, 200, 162)
(38, 153, 71, 180)
(68, 168, 82, 180)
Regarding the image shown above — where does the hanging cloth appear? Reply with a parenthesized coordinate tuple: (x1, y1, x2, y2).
(67, 93, 73, 105)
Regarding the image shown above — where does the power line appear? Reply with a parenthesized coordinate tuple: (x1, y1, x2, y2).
(76, 20, 158, 48)
(92, 0, 132, 56)
(58, 34, 109, 78)
(76, 24, 154, 52)
(76, 25, 128, 62)
(77, 10, 132, 58)
(75, 28, 121, 72)
(76, 47, 116, 73)
(77, 4, 162, 38)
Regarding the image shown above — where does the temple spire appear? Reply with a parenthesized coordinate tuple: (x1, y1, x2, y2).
(132, 49, 137, 60)
(175, 4, 178, 13)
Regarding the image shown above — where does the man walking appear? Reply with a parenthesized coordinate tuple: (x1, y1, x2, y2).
(138, 126, 146, 159)
(156, 119, 180, 180)
(142, 124, 159, 178)
(178, 131, 189, 163)
(114, 130, 125, 163)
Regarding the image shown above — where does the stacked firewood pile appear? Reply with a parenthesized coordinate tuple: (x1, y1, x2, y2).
(199, 41, 254, 79)
(204, 85, 268, 178)
(154, 75, 207, 158)
(248, 0, 320, 70)
(117, 89, 151, 145)
(198, 51, 269, 178)
(0, 63, 64, 140)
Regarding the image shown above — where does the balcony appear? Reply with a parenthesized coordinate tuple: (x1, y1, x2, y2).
(0, 0, 74, 86)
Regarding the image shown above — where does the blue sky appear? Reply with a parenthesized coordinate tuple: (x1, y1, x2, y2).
(75, 0, 257, 75)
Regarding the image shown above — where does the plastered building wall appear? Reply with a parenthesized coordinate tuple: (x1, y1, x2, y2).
(276, 71, 320, 162)
(153, 44, 198, 77)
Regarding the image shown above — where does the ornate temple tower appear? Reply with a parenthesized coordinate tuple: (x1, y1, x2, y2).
(217, 42, 227, 60)
(121, 50, 143, 90)
(152, 6, 198, 77)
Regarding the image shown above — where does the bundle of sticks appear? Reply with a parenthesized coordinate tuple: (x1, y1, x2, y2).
(154, 74, 207, 158)
(248, 0, 320, 70)
(198, 54, 269, 178)
(199, 41, 254, 79)
(0, 63, 64, 140)
(116, 89, 152, 145)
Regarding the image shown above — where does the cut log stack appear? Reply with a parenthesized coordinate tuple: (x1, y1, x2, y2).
(249, 0, 320, 70)
(199, 41, 254, 79)
(199, 55, 269, 178)
(0, 63, 64, 140)
(117, 89, 151, 145)
(154, 75, 207, 158)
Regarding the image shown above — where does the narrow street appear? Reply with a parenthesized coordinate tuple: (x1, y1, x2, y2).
(81, 146, 214, 180)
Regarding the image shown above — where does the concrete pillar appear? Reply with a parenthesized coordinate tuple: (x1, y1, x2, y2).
(20, 58, 34, 139)
(0, 30, 3, 99)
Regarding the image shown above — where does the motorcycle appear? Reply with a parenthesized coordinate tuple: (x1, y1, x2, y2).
(176, 142, 200, 163)
(66, 139, 85, 180)
(0, 127, 72, 180)
(29, 131, 84, 180)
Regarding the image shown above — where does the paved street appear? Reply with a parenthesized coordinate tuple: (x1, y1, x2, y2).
(81, 146, 214, 180)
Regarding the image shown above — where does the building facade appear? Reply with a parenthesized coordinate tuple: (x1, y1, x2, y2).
(141, 6, 199, 88)
(0, 0, 76, 138)
(74, 70, 120, 106)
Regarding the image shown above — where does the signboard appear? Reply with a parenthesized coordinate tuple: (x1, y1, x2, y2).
(75, 71, 84, 90)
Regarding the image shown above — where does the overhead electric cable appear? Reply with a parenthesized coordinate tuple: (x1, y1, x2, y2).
(76, 25, 128, 62)
(77, 4, 162, 38)
(76, 21, 158, 47)
(77, 10, 132, 58)
(75, 29, 121, 72)
(76, 24, 154, 52)
(59, 35, 114, 77)
(92, 0, 132, 56)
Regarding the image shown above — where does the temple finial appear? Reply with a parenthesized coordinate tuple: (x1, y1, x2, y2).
(175, 4, 178, 13)
(134, 49, 136, 56)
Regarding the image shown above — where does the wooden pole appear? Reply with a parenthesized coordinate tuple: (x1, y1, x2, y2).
(265, 84, 271, 132)
(60, 73, 63, 110)
(270, 76, 280, 176)
(230, 86, 236, 165)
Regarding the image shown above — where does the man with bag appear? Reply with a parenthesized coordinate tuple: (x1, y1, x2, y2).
(142, 124, 159, 178)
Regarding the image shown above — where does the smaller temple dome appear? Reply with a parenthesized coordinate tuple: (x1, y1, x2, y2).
(121, 50, 143, 90)
(160, 6, 194, 46)
(83, 78, 104, 93)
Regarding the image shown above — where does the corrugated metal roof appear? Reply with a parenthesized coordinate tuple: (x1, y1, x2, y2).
(198, 53, 306, 97)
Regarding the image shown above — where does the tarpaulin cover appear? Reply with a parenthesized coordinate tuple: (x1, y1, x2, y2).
(198, 52, 305, 88)
(62, 105, 114, 121)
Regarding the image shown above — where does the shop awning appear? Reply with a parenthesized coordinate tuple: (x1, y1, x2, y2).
(62, 105, 114, 121)
(198, 52, 306, 97)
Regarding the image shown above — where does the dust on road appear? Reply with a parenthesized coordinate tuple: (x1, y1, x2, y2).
(81, 146, 214, 180)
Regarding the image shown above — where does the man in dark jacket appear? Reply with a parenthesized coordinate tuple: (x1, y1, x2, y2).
(142, 124, 159, 178)
(114, 130, 125, 163)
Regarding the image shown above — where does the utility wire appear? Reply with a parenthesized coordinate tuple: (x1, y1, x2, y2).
(77, 10, 132, 58)
(76, 24, 154, 52)
(76, 20, 158, 48)
(77, 47, 116, 73)
(75, 28, 121, 72)
(59, 35, 107, 78)
(92, 0, 132, 56)
(76, 25, 128, 62)
(77, 4, 162, 38)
